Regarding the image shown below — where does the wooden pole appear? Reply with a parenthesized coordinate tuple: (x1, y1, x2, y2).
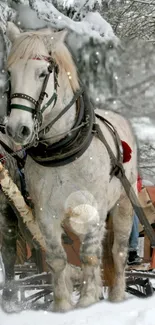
(0, 162, 46, 250)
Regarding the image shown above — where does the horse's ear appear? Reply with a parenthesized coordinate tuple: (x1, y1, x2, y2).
(56, 30, 68, 43)
(50, 29, 68, 45)
(6, 22, 20, 43)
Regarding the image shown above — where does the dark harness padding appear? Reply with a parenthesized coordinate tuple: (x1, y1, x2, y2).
(26, 92, 95, 167)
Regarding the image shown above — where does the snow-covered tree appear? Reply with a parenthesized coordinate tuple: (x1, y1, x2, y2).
(0, 0, 120, 111)
(103, 0, 155, 42)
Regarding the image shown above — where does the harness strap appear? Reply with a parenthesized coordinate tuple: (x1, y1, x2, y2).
(39, 89, 84, 137)
(93, 121, 123, 178)
(33, 62, 56, 124)
(41, 92, 57, 113)
(118, 171, 155, 248)
(94, 122, 155, 248)
(39, 64, 59, 114)
(10, 104, 34, 114)
(95, 113, 123, 170)
(11, 93, 37, 106)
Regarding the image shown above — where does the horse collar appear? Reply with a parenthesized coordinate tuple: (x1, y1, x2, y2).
(26, 92, 95, 166)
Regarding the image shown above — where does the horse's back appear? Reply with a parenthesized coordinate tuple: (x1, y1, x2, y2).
(95, 109, 136, 149)
(95, 108, 137, 174)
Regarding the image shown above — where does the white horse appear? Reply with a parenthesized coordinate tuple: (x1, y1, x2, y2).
(6, 22, 137, 311)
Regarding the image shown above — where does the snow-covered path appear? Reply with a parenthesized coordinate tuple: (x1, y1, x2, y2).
(0, 294, 155, 325)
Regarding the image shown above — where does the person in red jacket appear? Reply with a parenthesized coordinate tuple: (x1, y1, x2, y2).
(127, 175, 142, 265)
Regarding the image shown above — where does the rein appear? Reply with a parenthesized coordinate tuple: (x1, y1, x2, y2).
(39, 88, 84, 138)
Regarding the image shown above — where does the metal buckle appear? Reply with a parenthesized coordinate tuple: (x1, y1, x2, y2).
(33, 118, 40, 146)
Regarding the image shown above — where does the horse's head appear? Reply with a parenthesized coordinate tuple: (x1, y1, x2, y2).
(5, 22, 79, 146)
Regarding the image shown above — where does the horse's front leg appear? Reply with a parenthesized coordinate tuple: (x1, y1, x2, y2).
(66, 205, 105, 308)
(39, 219, 73, 312)
(108, 196, 133, 302)
(47, 247, 73, 312)
(78, 229, 103, 307)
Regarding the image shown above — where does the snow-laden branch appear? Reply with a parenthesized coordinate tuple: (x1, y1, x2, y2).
(0, 1, 16, 32)
(28, 0, 118, 43)
(28, 0, 101, 39)
(57, 0, 102, 9)
(83, 11, 117, 41)
(0, 2, 15, 119)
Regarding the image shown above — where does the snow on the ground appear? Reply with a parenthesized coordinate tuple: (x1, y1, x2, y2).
(0, 294, 155, 325)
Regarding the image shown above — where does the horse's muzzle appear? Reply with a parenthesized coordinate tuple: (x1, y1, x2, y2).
(6, 123, 31, 145)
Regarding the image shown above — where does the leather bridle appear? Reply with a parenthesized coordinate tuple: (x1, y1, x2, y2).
(10, 58, 59, 128)
(9, 57, 83, 143)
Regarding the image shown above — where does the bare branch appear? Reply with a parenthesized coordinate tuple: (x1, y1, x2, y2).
(134, 0, 155, 5)
(121, 74, 155, 93)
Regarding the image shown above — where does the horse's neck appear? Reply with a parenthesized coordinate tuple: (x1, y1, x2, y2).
(42, 73, 76, 145)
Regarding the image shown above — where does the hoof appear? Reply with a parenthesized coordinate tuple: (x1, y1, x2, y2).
(77, 295, 99, 308)
(109, 292, 125, 303)
(49, 300, 73, 313)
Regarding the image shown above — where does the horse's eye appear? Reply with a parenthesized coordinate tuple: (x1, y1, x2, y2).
(39, 72, 47, 78)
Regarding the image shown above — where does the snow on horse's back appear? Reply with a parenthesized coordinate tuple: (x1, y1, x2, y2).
(6, 22, 137, 311)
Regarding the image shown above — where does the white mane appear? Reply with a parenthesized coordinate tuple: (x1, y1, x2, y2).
(7, 29, 79, 92)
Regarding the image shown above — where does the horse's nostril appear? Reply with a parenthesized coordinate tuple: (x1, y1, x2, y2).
(6, 125, 13, 137)
(20, 126, 31, 138)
